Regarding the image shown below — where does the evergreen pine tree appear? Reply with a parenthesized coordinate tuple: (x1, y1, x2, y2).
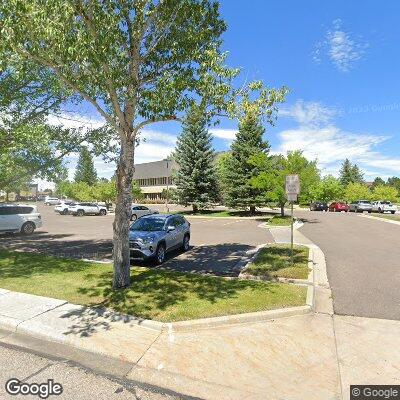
(350, 163, 364, 184)
(223, 110, 269, 213)
(339, 159, 364, 186)
(74, 146, 98, 185)
(339, 159, 353, 186)
(173, 105, 219, 212)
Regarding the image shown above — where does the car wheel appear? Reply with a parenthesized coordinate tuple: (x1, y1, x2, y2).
(99, 209, 107, 216)
(378, 208, 382, 213)
(131, 214, 137, 221)
(21, 222, 35, 235)
(77, 209, 84, 217)
(62, 209, 68, 215)
(155, 243, 166, 264)
(391, 211, 395, 214)
(182, 234, 190, 251)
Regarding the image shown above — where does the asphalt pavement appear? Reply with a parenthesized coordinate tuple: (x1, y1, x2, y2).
(0, 342, 190, 400)
(0, 204, 273, 276)
(296, 210, 400, 320)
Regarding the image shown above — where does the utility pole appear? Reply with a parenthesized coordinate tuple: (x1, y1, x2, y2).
(165, 159, 170, 213)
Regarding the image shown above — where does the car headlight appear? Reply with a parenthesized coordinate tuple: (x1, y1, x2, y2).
(141, 235, 156, 244)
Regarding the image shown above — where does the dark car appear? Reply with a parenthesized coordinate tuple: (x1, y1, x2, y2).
(329, 202, 349, 212)
(310, 201, 328, 211)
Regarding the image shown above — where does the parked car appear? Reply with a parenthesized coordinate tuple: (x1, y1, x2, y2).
(54, 200, 75, 215)
(44, 196, 60, 205)
(371, 201, 397, 214)
(68, 202, 107, 216)
(328, 202, 349, 212)
(130, 204, 159, 221)
(129, 214, 190, 264)
(349, 200, 372, 213)
(310, 201, 328, 211)
(0, 204, 42, 234)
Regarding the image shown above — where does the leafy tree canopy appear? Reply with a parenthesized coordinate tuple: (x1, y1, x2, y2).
(344, 183, 371, 202)
(309, 175, 344, 203)
(372, 185, 398, 202)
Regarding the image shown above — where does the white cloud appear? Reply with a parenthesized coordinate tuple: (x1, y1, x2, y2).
(139, 129, 177, 146)
(276, 100, 400, 179)
(46, 113, 105, 131)
(314, 19, 368, 72)
(279, 100, 337, 127)
(209, 128, 237, 141)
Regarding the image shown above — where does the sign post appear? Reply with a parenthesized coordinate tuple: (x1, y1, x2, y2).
(285, 175, 300, 267)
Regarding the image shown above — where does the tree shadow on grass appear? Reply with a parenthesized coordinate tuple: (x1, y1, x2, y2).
(0, 249, 94, 279)
(61, 265, 278, 337)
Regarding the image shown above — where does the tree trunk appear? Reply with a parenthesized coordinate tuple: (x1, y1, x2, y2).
(249, 205, 256, 214)
(280, 203, 285, 217)
(192, 203, 198, 213)
(112, 135, 134, 289)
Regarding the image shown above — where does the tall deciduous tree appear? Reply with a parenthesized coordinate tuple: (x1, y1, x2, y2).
(372, 185, 398, 202)
(173, 105, 219, 212)
(309, 176, 344, 203)
(344, 183, 371, 202)
(250, 151, 320, 216)
(339, 159, 364, 186)
(74, 147, 98, 185)
(223, 109, 269, 213)
(1, 0, 286, 288)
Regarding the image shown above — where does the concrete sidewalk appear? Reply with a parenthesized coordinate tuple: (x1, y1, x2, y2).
(1, 226, 400, 399)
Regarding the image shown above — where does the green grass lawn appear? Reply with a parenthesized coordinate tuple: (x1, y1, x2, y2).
(163, 209, 273, 218)
(246, 244, 310, 280)
(267, 215, 293, 226)
(0, 250, 306, 322)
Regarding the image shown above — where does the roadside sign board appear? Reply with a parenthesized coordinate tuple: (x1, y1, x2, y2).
(285, 175, 300, 201)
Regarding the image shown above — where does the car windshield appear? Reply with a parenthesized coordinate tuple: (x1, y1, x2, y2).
(130, 217, 165, 232)
(381, 201, 391, 204)
(360, 200, 371, 204)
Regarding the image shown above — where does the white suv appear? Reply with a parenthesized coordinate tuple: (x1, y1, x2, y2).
(54, 200, 74, 215)
(372, 201, 397, 214)
(0, 204, 42, 234)
(44, 196, 60, 205)
(68, 202, 107, 216)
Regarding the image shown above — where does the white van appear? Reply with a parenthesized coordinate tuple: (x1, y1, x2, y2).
(44, 196, 60, 205)
(0, 204, 42, 234)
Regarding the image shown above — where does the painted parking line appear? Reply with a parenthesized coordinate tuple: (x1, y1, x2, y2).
(222, 219, 242, 226)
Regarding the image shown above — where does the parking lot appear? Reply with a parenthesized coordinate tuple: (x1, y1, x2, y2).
(0, 204, 273, 276)
(296, 209, 400, 320)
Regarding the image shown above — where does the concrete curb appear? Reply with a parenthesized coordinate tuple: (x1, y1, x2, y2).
(182, 215, 272, 220)
(359, 214, 400, 226)
(239, 244, 315, 311)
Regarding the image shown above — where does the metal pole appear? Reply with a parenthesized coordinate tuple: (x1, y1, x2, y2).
(290, 201, 294, 267)
(165, 160, 170, 213)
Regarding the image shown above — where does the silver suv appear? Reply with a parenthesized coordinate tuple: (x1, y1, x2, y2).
(129, 214, 190, 264)
(349, 200, 372, 213)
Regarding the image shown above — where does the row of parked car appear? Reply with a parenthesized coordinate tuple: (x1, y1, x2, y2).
(310, 200, 398, 214)
(53, 199, 159, 220)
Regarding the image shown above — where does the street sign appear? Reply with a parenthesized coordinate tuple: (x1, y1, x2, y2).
(285, 174, 300, 196)
(285, 174, 300, 268)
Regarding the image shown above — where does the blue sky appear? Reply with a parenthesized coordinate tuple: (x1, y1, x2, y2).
(44, 0, 400, 186)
